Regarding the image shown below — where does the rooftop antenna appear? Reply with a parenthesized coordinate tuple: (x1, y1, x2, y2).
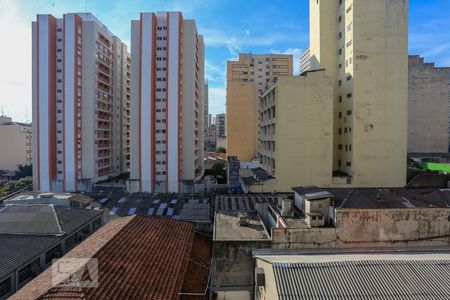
(85, 0, 88, 12)
(1, 105, 4, 116)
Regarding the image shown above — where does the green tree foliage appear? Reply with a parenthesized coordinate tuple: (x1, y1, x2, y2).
(216, 147, 226, 154)
(204, 162, 227, 184)
(0, 177, 32, 197)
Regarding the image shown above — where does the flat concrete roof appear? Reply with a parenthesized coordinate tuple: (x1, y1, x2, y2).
(214, 211, 270, 241)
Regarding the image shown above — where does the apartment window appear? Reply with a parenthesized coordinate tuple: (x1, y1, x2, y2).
(338, 128, 342, 135)
(344, 127, 348, 133)
(339, 0, 343, 5)
(339, 63, 342, 69)
(347, 93, 352, 99)
(338, 32, 342, 40)
(347, 110, 352, 115)
(347, 22, 353, 32)
(346, 161, 352, 167)
(349, 144, 352, 151)
(338, 160, 342, 167)
(349, 127, 352, 133)
(57, 49, 62, 52)
(338, 144, 343, 150)
(346, 5, 352, 13)
(346, 75, 352, 81)
(338, 112, 342, 119)
(338, 80, 342, 86)
(339, 96, 342, 103)
(57, 28, 62, 32)
(338, 48, 342, 55)
(338, 15, 342, 22)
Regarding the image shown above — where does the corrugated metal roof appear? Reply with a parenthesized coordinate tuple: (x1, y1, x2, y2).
(273, 259, 450, 299)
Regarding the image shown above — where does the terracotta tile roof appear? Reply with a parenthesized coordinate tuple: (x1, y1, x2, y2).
(11, 216, 212, 300)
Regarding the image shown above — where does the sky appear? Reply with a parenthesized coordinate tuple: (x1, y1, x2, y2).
(0, 0, 449, 122)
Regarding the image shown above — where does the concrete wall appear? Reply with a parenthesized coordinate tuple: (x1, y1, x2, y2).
(271, 208, 450, 249)
(212, 240, 271, 296)
(408, 55, 449, 153)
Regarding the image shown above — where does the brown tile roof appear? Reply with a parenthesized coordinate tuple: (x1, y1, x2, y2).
(11, 215, 211, 300)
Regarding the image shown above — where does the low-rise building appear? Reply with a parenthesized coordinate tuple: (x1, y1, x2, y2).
(3, 192, 94, 208)
(0, 116, 32, 172)
(254, 249, 450, 300)
(0, 204, 102, 299)
(12, 216, 212, 300)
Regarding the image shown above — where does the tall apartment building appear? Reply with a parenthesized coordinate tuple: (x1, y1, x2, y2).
(215, 113, 226, 138)
(204, 82, 209, 150)
(129, 12, 205, 193)
(32, 13, 130, 192)
(300, 48, 311, 74)
(226, 54, 293, 161)
(0, 116, 32, 171)
(309, 0, 408, 187)
(253, 0, 408, 192)
(408, 55, 450, 153)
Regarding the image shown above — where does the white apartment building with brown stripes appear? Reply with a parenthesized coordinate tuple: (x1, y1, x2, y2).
(32, 13, 130, 192)
(129, 12, 205, 193)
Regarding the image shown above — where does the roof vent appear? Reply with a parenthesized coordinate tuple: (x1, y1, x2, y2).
(238, 212, 249, 226)
(39, 193, 55, 199)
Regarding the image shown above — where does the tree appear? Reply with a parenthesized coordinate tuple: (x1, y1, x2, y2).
(204, 162, 227, 184)
(16, 164, 32, 178)
(216, 147, 226, 154)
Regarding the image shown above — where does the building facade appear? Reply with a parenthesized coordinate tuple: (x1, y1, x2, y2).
(258, 72, 334, 192)
(129, 12, 205, 193)
(215, 113, 226, 138)
(308, 0, 408, 187)
(300, 48, 311, 74)
(0, 116, 32, 171)
(32, 13, 130, 192)
(408, 55, 450, 153)
(226, 54, 293, 162)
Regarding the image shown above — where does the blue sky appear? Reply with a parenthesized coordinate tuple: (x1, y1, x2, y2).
(0, 0, 449, 122)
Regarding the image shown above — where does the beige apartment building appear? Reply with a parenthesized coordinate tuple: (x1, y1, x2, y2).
(226, 54, 292, 161)
(252, 0, 408, 192)
(0, 116, 32, 171)
(408, 55, 450, 153)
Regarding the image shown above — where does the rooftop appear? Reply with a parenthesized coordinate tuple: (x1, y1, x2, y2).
(85, 192, 212, 223)
(215, 194, 278, 211)
(12, 215, 212, 300)
(214, 211, 270, 241)
(329, 188, 450, 209)
(0, 205, 102, 279)
(292, 186, 334, 200)
(256, 249, 450, 300)
(5, 192, 94, 206)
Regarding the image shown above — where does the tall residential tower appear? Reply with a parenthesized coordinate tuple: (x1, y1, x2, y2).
(32, 13, 130, 192)
(129, 12, 205, 193)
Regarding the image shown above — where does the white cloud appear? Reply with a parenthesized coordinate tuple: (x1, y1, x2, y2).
(205, 59, 226, 83)
(0, 0, 32, 122)
(208, 87, 226, 116)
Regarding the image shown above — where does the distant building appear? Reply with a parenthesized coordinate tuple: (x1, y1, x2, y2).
(129, 12, 205, 193)
(215, 113, 226, 138)
(0, 116, 32, 171)
(4, 191, 94, 208)
(0, 204, 102, 299)
(32, 13, 130, 192)
(226, 53, 293, 161)
(204, 82, 209, 151)
(408, 55, 450, 153)
(299, 48, 310, 74)
(11, 216, 212, 300)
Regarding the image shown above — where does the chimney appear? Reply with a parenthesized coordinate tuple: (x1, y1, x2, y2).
(280, 196, 294, 218)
